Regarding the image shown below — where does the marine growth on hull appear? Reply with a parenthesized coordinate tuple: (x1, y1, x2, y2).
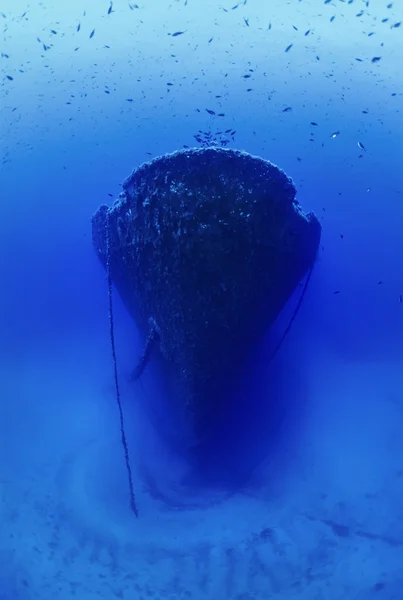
(92, 147, 321, 445)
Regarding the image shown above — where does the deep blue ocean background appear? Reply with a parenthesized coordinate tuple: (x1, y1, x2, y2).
(1, 0, 402, 598)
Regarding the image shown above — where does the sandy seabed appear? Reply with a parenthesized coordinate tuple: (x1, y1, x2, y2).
(1, 342, 402, 600)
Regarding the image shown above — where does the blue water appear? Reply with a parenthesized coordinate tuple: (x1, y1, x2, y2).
(1, 0, 402, 598)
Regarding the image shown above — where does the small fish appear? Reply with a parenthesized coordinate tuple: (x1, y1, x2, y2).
(371, 56, 381, 63)
(244, 17, 249, 26)
(217, 113, 225, 116)
(108, 2, 113, 14)
(108, 193, 113, 197)
(333, 290, 340, 294)
(304, 29, 311, 35)
(292, 25, 298, 31)
(6, 74, 13, 80)
(387, 2, 393, 7)
(282, 106, 292, 112)
(206, 108, 216, 115)
(330, 130, 340, 138)
(171, 30, 186, 36)
(310, 121, 318, 126)
(357, 141, 366, 151)
(399, 294, 402, 303)
(50, 29, 57, 34)
(381, 18, 389, 23)
(77, 22, 81, 31)
(208, 37, 213, 43)
(391, 21, 401, 28)
(285, 43, 293, 52)
(324, 0, 331, 4)
(89, 29, 95, 38)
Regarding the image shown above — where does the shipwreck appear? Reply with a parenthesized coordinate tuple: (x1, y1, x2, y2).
(92, 147, 321, 447)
